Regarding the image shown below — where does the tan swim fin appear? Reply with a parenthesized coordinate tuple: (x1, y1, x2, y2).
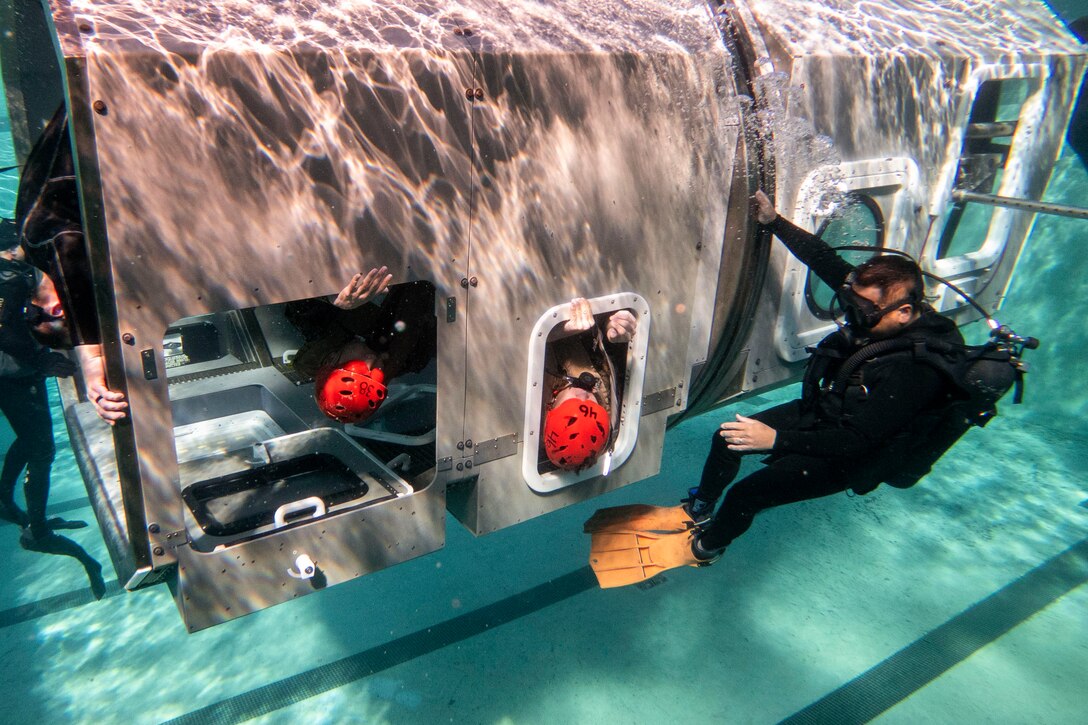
(582, 503, 695, 535)
(588, 529, 709, 588)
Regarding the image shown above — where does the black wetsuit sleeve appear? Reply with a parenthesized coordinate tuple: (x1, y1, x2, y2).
(765, 216, 855, 289)
(772, 360, 946, 459)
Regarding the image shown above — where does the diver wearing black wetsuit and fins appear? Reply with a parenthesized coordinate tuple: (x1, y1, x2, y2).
(0, 218, 77, 537)
(585, 190, 967, 587)
(1, 134, 106, 598)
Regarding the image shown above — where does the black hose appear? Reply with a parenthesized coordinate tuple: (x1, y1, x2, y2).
(830, 336, 972, 392)
(831, 337, 914, 391)
(831, 244, 995, 321)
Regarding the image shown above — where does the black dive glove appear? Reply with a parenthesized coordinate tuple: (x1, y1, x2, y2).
(34, 350, 77, 378)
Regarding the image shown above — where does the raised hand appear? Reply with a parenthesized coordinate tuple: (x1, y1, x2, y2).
(76, 344, 128, 425)
(752, 190, 778, 225)
(333, 267, 393, 310)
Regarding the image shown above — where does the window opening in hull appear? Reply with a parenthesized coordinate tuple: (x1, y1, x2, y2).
(538, 313, 633, 475)
(937, 78, 1037, 260)
(804, 193, 885, 319)
(164, 281, 437, 549)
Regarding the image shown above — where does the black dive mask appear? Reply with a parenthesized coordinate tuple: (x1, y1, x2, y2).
(25, 303, 72, 348)
(25, 303, 63, 327)
(835, 283, 915, 331)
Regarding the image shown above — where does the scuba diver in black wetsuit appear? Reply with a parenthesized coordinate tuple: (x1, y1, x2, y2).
(685, 191, 964, 556)
(1, 212, 106, 600)
(585, 190, 1031, 588)
(1, 156, 108, 592)
(0, 218, 79, 533)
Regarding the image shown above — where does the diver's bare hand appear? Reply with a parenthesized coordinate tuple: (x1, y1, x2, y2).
(720, 414, 776, 451)
(752, 190, 777, 225)
(563, 298, 595, 334)
(333, 267, 392, 310)
(89, 383, 129, 425)
(605, 310, 637, 343)
(76, 345, 128, 425)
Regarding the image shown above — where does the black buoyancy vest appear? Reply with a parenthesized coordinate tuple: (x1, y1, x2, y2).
(808, 324, 1028, 495)
(802, 311, 965, 421)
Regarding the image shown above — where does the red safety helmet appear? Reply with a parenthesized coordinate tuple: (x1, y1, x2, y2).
(315, 360, 387, 424)
(543, 397, 610, 470)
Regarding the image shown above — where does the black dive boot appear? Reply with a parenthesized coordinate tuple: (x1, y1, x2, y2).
(691, 531, 725, 564)
(681, 487, 716, 527)
(19, 521, 52, 546)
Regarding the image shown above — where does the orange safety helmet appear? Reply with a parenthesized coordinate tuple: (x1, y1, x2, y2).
(315, 360, 387, 424)
(543, 397, 610, 470)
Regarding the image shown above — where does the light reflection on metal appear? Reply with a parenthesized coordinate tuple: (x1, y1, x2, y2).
(1, 0, 1082, 630)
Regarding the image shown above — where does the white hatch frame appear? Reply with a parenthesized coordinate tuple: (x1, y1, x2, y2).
(522, 293, 651, 493)
(775, 157, 923, 362)
(923, 63, 1051, 311)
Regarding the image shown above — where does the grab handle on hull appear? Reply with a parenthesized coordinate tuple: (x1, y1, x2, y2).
(273, 497, 327, 528)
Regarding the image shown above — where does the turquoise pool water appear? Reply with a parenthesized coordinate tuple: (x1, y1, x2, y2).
(1, 4, 1086, 724)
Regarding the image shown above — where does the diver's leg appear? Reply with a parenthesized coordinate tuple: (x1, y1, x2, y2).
(0, 443, 30, 526)
(689, 400, 806, 516)
(686, 427, 742, 519)
(1, 380, 56, 539)
(0, 381, 32, 525)
(695, 454, 847, 555)
(0, 441, 29, 496)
